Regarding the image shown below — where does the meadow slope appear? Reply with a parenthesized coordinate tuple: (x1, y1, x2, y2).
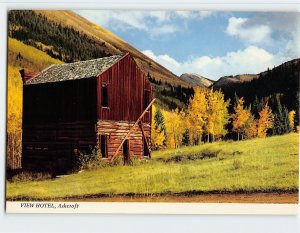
(6, 133, 299, 201)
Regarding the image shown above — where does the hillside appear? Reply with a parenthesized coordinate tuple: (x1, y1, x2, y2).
(213, 59, 300, 120)
(179, 73, 214, 87)
(212, 74, 258, 88)
(35, 10, 186, 86)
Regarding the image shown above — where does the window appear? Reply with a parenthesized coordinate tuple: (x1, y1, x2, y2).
(99, 135, 108, 158)
(102, 84, 108, 107)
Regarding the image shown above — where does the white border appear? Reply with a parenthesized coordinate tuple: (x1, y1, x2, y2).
(1, 1, 300, 232)
(6, 202, 299, 215)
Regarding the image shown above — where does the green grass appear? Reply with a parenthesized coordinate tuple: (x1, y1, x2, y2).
(6, 133, 299, 200)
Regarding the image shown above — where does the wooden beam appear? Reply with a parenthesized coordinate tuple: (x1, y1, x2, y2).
(110, 98, 155, 163)
(139, 122, 151, 158)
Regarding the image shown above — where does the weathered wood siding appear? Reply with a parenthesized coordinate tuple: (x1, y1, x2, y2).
(22, 78, 97, 174)
(97, 120, 151, 159)
(22, 121, 97, 174)
(97, 54, 152, 123)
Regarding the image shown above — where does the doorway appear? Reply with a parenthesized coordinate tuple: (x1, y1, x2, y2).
(123, 139, 129, 164)
(143, 137, 149, 157)
(99, 135, 108, 158)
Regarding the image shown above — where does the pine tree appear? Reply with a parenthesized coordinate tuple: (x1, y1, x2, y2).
(151, 106, 166, 150)
(154, 107, 166, 133)
(272, 97, 291, 135)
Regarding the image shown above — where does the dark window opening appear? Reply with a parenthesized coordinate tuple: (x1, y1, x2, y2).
(143, 137, 149, 157)
(144, 90, 150, 110)
(102, 84, 108, 107)
(123, 139, 129, 162)
(100, 135, 108, 158)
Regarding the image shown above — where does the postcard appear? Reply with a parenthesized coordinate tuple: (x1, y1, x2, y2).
(5, 10, 299, 214)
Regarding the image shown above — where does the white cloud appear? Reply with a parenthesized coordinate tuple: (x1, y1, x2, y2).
(76, 10, 212, 37)
(225, 13, 300, 58)
(142, 46, 290, 80)
(226, 17, 272, 44)
(148, 24, 181, 37)
(174, 11, 212, 19)
(143, 50, 181, 68)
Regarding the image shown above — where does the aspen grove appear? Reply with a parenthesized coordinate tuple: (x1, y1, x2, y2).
(151, 87, 296, 150)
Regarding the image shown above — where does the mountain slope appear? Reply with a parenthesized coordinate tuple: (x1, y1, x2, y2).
(179, 73, 214, 87)
(34, 10, 186, 87)
(212, 74, 258, 88)
(214, 59, 300, 114)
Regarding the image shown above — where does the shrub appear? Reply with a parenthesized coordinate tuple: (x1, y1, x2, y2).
(111, 156, 122, 166)
(76, 146, 101, 170)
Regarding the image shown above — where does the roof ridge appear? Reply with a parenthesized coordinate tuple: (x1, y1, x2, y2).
(25, 53, 126, 85)
(58, 54, 124, 66)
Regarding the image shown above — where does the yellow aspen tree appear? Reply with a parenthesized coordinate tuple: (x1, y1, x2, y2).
(289, 110, 295, 132)
(206, 89, 216, 142)
(231, 97, 251, 140)
(207, 89, 229, 142)
(244, 115, 258, 139)
(213, 90, 230, 141)
(186, 87, 207, 145)
(257, 103, 273, 138)
(7, 66, 23, 168)
(164, 108, 185, 149)
(151, 125, 166, 150)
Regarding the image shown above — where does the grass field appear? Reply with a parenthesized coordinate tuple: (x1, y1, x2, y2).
(6, 133, 299, 201)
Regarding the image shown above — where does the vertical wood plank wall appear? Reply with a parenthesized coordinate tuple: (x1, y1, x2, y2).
(96, 54, 152, 159)
(97, 54, 152, 122)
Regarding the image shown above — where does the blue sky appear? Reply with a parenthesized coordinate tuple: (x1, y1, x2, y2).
(76, 10, 299, 80)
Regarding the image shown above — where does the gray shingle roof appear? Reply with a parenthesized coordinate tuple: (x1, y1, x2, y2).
(26, 54, 124, 85)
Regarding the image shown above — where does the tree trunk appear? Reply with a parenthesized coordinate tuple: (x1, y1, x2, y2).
(198, 135, 202, 145)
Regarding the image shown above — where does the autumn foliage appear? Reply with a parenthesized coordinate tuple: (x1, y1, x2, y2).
(231, 97, 251, 140)
(151, 91, 285, 150)
(257, 103, 273, 138)
(151, 88, 230, 149)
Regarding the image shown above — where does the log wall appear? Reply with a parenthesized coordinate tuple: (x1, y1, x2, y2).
(97, 120, 151, 159)
(22, 121, 97, 174)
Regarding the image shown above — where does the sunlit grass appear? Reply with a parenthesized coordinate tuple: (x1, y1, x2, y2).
(6, 133, 299, 200)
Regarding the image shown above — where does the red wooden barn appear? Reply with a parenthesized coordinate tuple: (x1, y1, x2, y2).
(20, 53, 153, 174)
